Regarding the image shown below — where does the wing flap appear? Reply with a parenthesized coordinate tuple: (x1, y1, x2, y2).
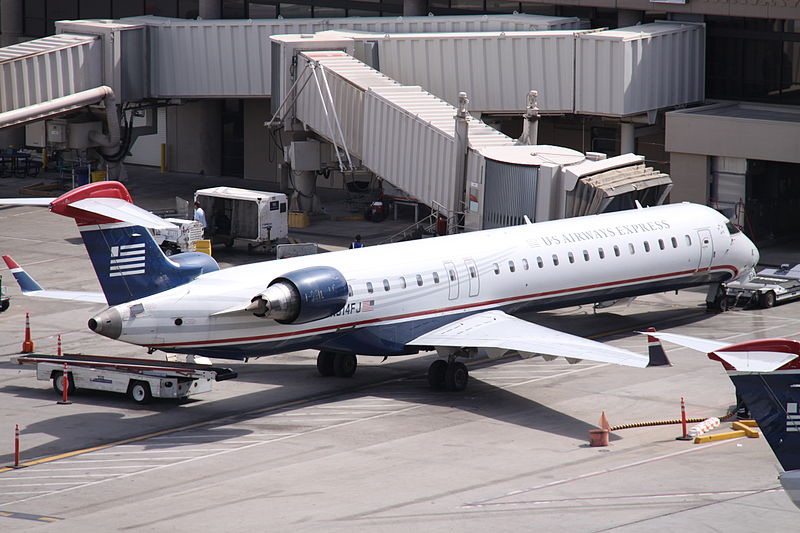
(410, 310, 648, 368)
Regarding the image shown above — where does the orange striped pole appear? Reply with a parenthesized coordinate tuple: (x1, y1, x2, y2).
(57, 363, 71, 405)
(57, 334, 62, 357)
(14, 424, 20, 467)
(677, 397, 692, 440)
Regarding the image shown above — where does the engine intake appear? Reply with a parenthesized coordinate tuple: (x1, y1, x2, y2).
(246, 266, 348, 324)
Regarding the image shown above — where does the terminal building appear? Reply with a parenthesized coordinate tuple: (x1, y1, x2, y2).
(0, 0, 798, 240)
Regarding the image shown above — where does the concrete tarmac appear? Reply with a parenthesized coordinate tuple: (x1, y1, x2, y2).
(0, 170, 798, 531)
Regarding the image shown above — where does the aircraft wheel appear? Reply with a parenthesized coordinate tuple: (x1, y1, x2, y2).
(333, 353, 357, 378)
(427, 360, 447, 390)
(316, 351, 336, 377)
(760, 291, 776, 309)
(0, 299, 9, 312)
(52, 372, 76, 395)
(445, 362, 469, 392)
(128, 381, 153, 404)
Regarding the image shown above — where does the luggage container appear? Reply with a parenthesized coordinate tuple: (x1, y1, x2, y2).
(194, 187, 289, 253)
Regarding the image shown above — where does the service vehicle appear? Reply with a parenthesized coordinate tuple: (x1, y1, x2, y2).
(11, 353, 237, 404)
(0, 274, 9, 312)
(194, 187, 288, 253)
(723, 264, 800, 309)
(151, 217, 204, 256)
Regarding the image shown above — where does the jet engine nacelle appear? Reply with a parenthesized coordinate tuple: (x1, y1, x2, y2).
(246, 266, 348, 324)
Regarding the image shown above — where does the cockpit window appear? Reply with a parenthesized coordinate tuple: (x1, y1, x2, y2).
(726, 221, 741, 235)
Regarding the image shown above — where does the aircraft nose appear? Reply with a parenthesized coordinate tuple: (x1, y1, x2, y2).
(88, 308, 122, 339)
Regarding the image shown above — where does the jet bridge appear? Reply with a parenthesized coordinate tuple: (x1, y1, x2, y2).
(271, 37, 672, 230)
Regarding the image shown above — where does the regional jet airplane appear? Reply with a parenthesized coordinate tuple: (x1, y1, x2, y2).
(644, 331, 800, 509)
(2, 182, 758, 391)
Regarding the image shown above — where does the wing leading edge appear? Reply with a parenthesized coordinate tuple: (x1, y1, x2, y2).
(409, 310, 648, 368)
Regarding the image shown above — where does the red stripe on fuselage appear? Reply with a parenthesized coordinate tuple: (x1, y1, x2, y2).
(145, 264, 739, 349)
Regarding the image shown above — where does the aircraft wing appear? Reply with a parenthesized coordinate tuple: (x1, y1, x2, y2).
(409, 310, 648, 368)
(2, 255, 107, 304)
(0, 198, 53, 206)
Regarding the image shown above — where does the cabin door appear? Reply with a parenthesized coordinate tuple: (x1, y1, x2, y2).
(444, 261, 459, 300)
(464, 258, 480, 297)
(697, 229, 714, 271)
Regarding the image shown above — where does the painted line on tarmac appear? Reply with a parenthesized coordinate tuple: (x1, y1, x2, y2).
(463, 438, 744, 508)
(0, 509, 62, 522)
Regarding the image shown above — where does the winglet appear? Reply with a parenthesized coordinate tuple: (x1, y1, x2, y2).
(2, 255, 43, 292)
(645, 327, 672, 367)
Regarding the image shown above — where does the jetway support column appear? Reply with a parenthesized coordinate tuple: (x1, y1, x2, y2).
(403, 0, 427, 16)
(620, 122, 635, 155)
(0, 0, 23, 47)
(452, 92, 469, 234)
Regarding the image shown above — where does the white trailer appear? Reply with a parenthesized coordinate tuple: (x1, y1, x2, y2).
(12, 353, 237, 404)
(194, 187, 289, 253)
(151, 218, 204, 256)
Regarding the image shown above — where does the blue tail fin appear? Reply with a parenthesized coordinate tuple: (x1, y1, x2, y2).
(46, 182, 219, 306)
(730, 371, 800, 471)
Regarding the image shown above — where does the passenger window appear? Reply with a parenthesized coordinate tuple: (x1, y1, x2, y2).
(493, 263, 500, 275)
(658, 239, 665, 250)
(685, 235, 692, 246)
(613, 245, 620, 257)
(598, 247, 605, 259)
(644, 241, 650, 252)
(537, 256, 544, 268)
(583, 250, 589, 261)
(347, 284, 353, 297)
(522, 258, 529, 270)
(383, 279, 390, 291)
(366, 282, 374, 294)
(416, 274, 423, 286)
(433, 272, 440, 284)
(628, 243, 635, 255)
(508, 261, 515, 273)
(399, 276, 407, 289)
(469, 266, 477, 278)
(568, 252, 574, 264)
(448, 269, 456, 281)
(552, 254, 559, 266)
(671, 237, 678, 248)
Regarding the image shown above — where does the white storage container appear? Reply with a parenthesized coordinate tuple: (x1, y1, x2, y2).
(194, 187, 288, 252)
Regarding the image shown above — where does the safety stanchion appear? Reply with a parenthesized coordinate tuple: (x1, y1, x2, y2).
(14, 424, 20, 468)
(677, 397, 692, 440)
(57, 334, 62, 357)
(57, 363, 71, 405)
(21, 313, 34, 353)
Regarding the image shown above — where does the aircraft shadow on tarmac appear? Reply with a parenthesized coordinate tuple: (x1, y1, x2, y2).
(0, 304, 721, 466)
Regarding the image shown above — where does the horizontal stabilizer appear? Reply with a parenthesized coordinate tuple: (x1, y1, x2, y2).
(640, 331, 800, 371)
(70, 198, 177, 230)
(411, 310, 648, 368)
(2, 255, 106, 304)
(0, 197, 53, 206)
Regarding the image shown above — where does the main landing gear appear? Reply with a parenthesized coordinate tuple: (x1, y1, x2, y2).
(427, 358, 468, 392)
(316, 351, 357, 378)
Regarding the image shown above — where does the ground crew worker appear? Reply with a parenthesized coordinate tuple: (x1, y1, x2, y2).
(194, 201, 208, 238)
(350, 234, 364, 249)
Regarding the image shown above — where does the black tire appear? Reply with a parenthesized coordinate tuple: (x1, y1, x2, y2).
(128, 381, 153, 404)
(316, 351, 336, 377)
(333, 353, 357, 378)
(0, 298, 9, 312)
(445, 362, 469, 392)
(52, 372, 76, 395)
(162, 246, 174, 257)
(760, 291, 776, 309)
(427, 360, 448, 390)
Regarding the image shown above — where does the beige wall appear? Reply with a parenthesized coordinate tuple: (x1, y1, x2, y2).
(243, 98, 279, 181)
(166, 100, 222, 176)
(668, 152, 708, 204)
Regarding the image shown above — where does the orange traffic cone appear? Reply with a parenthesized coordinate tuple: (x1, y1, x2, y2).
(21, 313, 34, 353)
(599, 410, 611, 431)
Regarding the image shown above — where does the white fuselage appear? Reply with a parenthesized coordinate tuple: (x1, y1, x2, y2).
(107, 203, 758, 359)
